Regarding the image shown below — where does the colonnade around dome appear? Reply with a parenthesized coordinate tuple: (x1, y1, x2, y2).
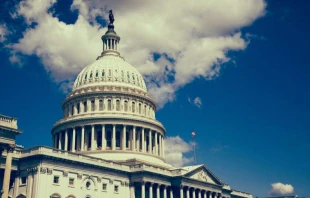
(52, 124, 165, 159)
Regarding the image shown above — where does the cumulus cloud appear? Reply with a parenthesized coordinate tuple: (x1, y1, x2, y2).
(188, 97, 203, 108)
(0, 24, 8, 42)
(269, 183, 294, 196)
(4, 0, 266, 107)
(165, 136, 193, 167)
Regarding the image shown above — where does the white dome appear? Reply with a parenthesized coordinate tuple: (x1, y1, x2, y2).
(73, 55, 147, 92)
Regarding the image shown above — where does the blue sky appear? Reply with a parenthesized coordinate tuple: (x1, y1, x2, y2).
(0, 0, 309, 197)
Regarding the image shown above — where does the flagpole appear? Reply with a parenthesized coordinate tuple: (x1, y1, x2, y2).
(193, 136, 196, 165)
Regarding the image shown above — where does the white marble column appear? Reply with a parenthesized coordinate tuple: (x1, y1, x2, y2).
(141, 128, 145, 152)
(64, 130, 68, 151)
(156, 185, 160, 198)
(132, 126, 136, 151)
(159, 134, 162, 156)
(26, 173, 33, 198)
(154, 132, 158, 155)
(180, 187, 183, 198)
(130, 183, 135, 198)
(80, 101, 84, 113)
(74, 103, 77, 115)
(204, 191, 207, 198)
(163, 186, 167, 198)
(149, 183, 153, 198)
(72, 127, 76, 152)
(112, 124, 116, 150)
(58, 132, 62, 149)
(81, 126, 85, 151)
(141, 182, 145, 198)
(170, 187, 173, 198)
(31, 171, 38, 197)
(198, 190, 201, 198)
(102, 124, 106, 150)
(1, 146, 14, 198)
(137, 130, 140, 151)
(192, 189, 195, 198)
(122, 125, 126, 150)
(209, 192, 213, 198)
(91, 125, 95, 150)
(13, 174, 19, 198)
(186, 188, 189, 198)
(95, 98, 99, 111)
(162, 135, 165, 158)
(148, 130, 152, 153)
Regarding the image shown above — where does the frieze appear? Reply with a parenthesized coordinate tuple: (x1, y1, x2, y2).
(198, 170, 208, 182)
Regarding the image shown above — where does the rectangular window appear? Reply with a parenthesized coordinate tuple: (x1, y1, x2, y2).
(69, 178, 74, 186)
(53, 176, 59, 184)
(102, 183, 107, 191)
(114, 185, 119, 193)
(20, 177, 26, 185)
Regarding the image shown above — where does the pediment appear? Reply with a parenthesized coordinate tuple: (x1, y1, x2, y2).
(184, 165, 222, 185)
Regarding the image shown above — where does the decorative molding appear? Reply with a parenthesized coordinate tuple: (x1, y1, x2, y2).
(109, 179, 113, 184)
(47, 168, 53, 175)
(198, 170, 208, 182)
(97, 177, 102, 183)
(63, 171, 68, 177)
(40, 167, 47, 174)
(77, 173, 82, 180)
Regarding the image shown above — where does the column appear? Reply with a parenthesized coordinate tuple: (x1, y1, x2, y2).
(130, 183, 135, 198)
(132, 126, 136, 151)
(1, 145, 14, 198)
(148, 130, 152, 153)
(95, 98, 99, 111)
(74, 103, 77, 115)
(163, 186, 167, 198)
(31, 171, 38, 197)
(180, 187, 183, 198)
(209, 192, 212, 198)
(72, 127, 76, 152)
(141, 182, 145, 198)
(122, 125, 126, 150)
(214, 193, 217, 198)
(13, 173, 19, 197)
(162, 135, 165, 158)
(102, 124, 106, 150)
(81, 126, 85, 151)
(198, 190, 201, 198)
(192, 189, 195, 198)
(136, 130, 140, 151)
(91, 125, 95, 150)
(156, 185, 160, 198)
(154, 132, 158, 155)
(170, 187, 173, 198)
(64, 130, 68, 151)
(141, 128, 145, 152)
(149, 183, 153, 198)
(159, 134, 162, 156)
(204, 191, 207, 198)
(186, 188, 189, 198)
(112, 124, 116, 150)
(58, 132, 61, 149)
(26, 173, 33, 198)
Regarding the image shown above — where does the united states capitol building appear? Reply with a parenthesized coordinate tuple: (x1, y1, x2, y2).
(0, 12, 252, 198)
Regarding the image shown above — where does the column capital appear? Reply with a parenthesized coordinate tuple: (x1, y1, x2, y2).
(5, 144, 15, 153)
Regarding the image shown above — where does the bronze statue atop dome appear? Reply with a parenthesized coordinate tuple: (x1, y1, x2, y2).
(109, 10, 114, 25)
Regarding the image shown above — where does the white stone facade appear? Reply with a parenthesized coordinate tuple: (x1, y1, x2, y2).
(1, 16, 252, 198)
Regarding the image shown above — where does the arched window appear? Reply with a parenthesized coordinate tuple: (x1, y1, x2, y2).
(96, 71, 98, 77)
(91, 100, 95, 111)
(99, 100, 103, 111)
(84, 73, 87, 80)
(90, 72, 93, 78)
(77, 103, 80, 114)
(84, 101, 87, 112)
(50, 193, 61, 198)
(132, 102, 135, 113)
(116, 100, 120, 111)
(106, 130, 112, 147)
(102, 70, 105, 77)
(144, 105, 147, 115)
(139, 103, 142, 114)
(108, 99, 112, 111)
(124, 101, 128, 112)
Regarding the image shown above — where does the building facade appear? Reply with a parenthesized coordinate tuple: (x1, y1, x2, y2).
(0, 13, 252, 198)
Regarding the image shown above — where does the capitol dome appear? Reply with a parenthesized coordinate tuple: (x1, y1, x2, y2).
(51, 20, 169, 167)
(73, 55, 147, 92)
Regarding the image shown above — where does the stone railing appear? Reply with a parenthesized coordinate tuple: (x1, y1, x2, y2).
(0, 114, 18, 129)
(53, 112, 165, 129)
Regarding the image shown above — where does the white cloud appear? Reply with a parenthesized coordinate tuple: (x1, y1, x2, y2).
(165, 136, 193, 167)
(188, 97, 203, 108)
(269, 183, 294, 196)
(5, 0, 266, 107)
(0, 24, 8, 43)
